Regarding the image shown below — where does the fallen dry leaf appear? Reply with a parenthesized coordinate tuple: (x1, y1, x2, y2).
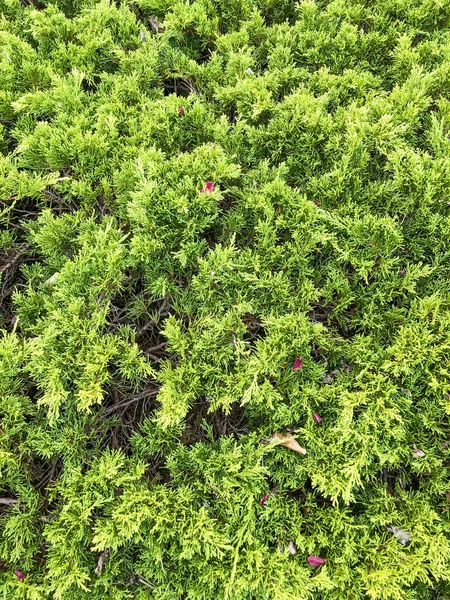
(387, 525, 412, 545)
(272, 432, 307, 455)
(95, 548, 110, 575)
(45, 272, 58, 285)
(413, 443, 425, 457)
(149, 16, 165, 33)
(288, 541, 297, 555)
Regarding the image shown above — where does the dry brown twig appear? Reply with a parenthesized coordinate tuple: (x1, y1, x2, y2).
(0, 498, 18, 506)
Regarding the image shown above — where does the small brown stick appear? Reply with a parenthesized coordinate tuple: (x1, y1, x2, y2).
(145, 341, 168, 353)
(0, 244, 30, 273)
(136, 320, 157, 338)
(103, 390, 159, 416)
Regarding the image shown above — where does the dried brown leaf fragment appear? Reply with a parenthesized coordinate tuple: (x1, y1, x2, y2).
(267, 432, 307, 455)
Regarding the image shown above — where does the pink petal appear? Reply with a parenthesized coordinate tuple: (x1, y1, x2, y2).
(259, 493, 270, 506)
(307, 556, 327, 567)
(200, 181, 214, 193)
(399, 269, 406, 277)
(14, 570, 25, 582)
(293, 357, 303, 371)
(313, 413, 322, 423)
(179, 106, 185, 116)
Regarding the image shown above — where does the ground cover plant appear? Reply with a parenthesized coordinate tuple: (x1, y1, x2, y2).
(1, 0, 450, 597)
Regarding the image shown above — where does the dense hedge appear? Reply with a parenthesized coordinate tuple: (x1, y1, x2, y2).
(1, 0, 450, 598)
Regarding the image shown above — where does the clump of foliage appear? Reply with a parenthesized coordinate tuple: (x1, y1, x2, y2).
(1, 0, 450, 597)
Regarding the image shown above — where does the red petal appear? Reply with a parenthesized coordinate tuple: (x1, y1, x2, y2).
(179, 106, 185, 116)
(307, 556, 327, 567)
(313, 413, 322, 423)
(259, 493, 270, 506)
(200, 181, 215, 193)
(293, 357, 303, 371)
(14, 570, 25, 582)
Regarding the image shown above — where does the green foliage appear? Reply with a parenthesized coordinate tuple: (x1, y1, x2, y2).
(1, 0, 450, 598)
